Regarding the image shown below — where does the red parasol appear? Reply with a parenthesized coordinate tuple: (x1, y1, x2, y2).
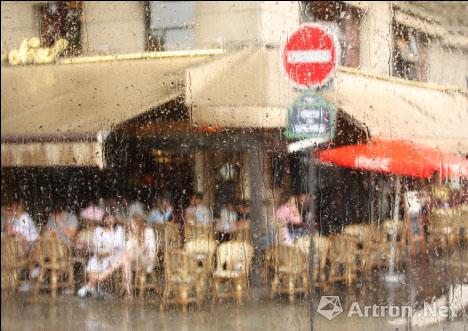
(316, 139, 468, 179)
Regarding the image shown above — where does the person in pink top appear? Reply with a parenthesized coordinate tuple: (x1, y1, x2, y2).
(275, 193, 311, 245)
(275, 196, 303, 225)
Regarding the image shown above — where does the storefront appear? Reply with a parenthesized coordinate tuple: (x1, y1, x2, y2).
(2, 46, 467, 238)
(0, 51, 220, 220)
(184, 46, 468, 247)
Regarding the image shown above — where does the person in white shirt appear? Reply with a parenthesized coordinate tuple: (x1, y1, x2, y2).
(7, 201, 39, 245)
(78, 213, 125, 297)
(5, 201, 40, 292)
(184, 192, 212, 226)
(121, 214, 158, 297)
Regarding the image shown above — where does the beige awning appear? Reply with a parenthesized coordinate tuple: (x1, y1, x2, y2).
(1, 52, 217, 167)
(186, 47, 468, 154)
(1, 141, 105, 168)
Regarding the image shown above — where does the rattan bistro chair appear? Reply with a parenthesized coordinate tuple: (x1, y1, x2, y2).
(184, 238, 217, 276)
(310, 235, 330, 286)
(160, 249, 206, 312)
(286, 235, 330, 288)
(164, 222, 181, 250)
(428, 208, 463, 254)
(345, 224, 385, 274)
(327, 235, 358, 287)
(269, 244, 309, 302)
(212, 241, 254, 305)
(1, 237, 29, 292)
(32, 235, 74, 298)
(184, 224, 214, 243)
(152, 222, 181, 271)
(230, 221, 252, 242)
(133, 228, 161, 300)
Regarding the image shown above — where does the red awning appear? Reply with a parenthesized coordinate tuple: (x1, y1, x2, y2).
(317, 139, 468, 179)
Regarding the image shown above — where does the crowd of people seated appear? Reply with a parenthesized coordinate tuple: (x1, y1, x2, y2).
(1, 182, 464, 299)
(1, 191, 253, 298)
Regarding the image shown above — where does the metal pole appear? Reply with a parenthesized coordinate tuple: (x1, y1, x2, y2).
(250, 144, 264, 284)
(390, 175, 401, 276)
(384, 175, 403, 287)
(308, 149, 318, 331)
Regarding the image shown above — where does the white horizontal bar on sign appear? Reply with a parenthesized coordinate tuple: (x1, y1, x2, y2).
(287, 136, 328, 153)
(287, 50, 331, 64)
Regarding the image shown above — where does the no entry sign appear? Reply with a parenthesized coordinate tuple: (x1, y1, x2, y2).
(282, 24, 339, 89)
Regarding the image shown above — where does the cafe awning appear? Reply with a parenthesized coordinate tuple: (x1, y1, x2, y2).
(186, 47, 468, 154)
(1, 50, 220, 168)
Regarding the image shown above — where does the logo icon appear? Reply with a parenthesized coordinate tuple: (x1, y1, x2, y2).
(317, 296, 343, 320)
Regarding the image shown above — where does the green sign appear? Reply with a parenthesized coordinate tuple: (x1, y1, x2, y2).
(286, 90, 336, 145)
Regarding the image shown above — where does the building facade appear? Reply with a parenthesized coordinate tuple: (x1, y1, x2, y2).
(2, 1, 467, 85)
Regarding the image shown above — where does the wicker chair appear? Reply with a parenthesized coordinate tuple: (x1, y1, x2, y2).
(230, 221, 252, 242)
(310, 235, 330, 287)
(461, 207, 468, 244)
(327, 235, 358, 287)
(160, 249, 206, 312)
(184, 224, 214, 243)
(164, 222, 181, 250)
(428, 209, 461, 254)
(152, 223, 165, 270)
(133, 228, 160, 300)
(72, 227, 96, 280)
(184, 238, 217, 275)
(263, 246, 276, 284)
(269, 244, 308, 302)
(32, 235, 74, 298)
(212, 241, 253, 304)
(345, 224, 384, 274)
(428, 209, 457, 253)
(286, 235, 330, 287)
(1, 237, 29, 292)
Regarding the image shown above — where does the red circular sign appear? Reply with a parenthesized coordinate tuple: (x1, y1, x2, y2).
(283, 24, 338, 88)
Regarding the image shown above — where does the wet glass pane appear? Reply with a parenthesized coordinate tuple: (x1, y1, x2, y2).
(1, 1, 467, 331)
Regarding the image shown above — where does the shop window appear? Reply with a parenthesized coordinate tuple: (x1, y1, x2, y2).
(36, 1, 83, 56)
(392, 22, 428, 81)
(301, 1, 362, 68)
(145, 1, 196, 51)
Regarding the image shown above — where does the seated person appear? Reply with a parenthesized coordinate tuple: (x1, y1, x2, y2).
(79, 201, 105, 225)
(5, 201, 40, 291)
(128, 200, 146, 221)
(147, 196, 173, 225)
(215, 202, 238, 242)
(184, 192, 213, 226)
(46, 206, 79, 248)
(121, 214, 158, 297)
(77, 213, 125, 297)
(275, 193, 310, 244)
(6, 200, 39, 247)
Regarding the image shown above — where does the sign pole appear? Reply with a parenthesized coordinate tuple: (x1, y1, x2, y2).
(308, 147, 318, 331)
(282, 24, 339, 329)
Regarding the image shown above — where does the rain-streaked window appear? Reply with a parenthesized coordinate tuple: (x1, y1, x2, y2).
(1, 2, 467, 331)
